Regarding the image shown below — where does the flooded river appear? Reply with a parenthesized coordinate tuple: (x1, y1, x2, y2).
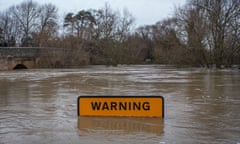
(0, 65, 239, 144)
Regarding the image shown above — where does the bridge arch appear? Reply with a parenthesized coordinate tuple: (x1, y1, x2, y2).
(13, 64, 28, 70)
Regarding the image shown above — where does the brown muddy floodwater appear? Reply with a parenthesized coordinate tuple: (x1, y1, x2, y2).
(0, 65, 239, 144)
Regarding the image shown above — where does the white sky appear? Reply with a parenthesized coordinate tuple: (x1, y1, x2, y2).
(0, 0, 186, 26)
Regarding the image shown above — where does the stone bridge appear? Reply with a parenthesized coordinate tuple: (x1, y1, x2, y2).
(0, 47, 64, 70)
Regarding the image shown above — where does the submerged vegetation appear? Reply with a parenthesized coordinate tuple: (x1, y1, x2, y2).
(0, 0, 239, 68)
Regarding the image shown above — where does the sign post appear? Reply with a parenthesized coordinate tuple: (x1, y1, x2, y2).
(78, 96, 164, 118)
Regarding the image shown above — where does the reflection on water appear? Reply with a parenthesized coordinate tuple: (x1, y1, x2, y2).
(78, 117, 163, 134)
(78, 117, 163, 144)
(0, 65, 240, 144)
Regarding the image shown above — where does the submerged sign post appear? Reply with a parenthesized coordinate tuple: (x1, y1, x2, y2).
(77, 96, 164, 118)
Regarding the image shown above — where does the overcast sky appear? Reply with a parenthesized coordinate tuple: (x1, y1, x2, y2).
(0, 0, 186, 26)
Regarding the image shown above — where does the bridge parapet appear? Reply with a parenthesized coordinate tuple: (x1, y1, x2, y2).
(0, 47, 65, 70)
(0, 47, 42, 58)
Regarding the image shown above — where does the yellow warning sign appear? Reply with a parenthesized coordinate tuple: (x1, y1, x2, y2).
(77, 96, 164, 118)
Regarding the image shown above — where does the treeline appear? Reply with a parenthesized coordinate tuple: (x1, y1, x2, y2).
(0, 0, 239, 67)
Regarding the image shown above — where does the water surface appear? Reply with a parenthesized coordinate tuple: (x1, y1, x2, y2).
(0, 65, 239, 144)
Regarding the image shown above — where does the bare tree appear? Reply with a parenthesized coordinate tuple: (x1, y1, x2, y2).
(225, 13, 240, 65)
(34, 3, 58, 47)
(11, 0, 40, 46)
(0, 1, 59, 47)
(116, 8, 135, 42)
(89, 3, 119, 41)
(192, 0, 240, 67)
(174, 0, 240, 67)
(0, 10, 20, 46)
(84, 4, 135, 65)
(136, 25, 154, 61)
(175, 1, 210, 67)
